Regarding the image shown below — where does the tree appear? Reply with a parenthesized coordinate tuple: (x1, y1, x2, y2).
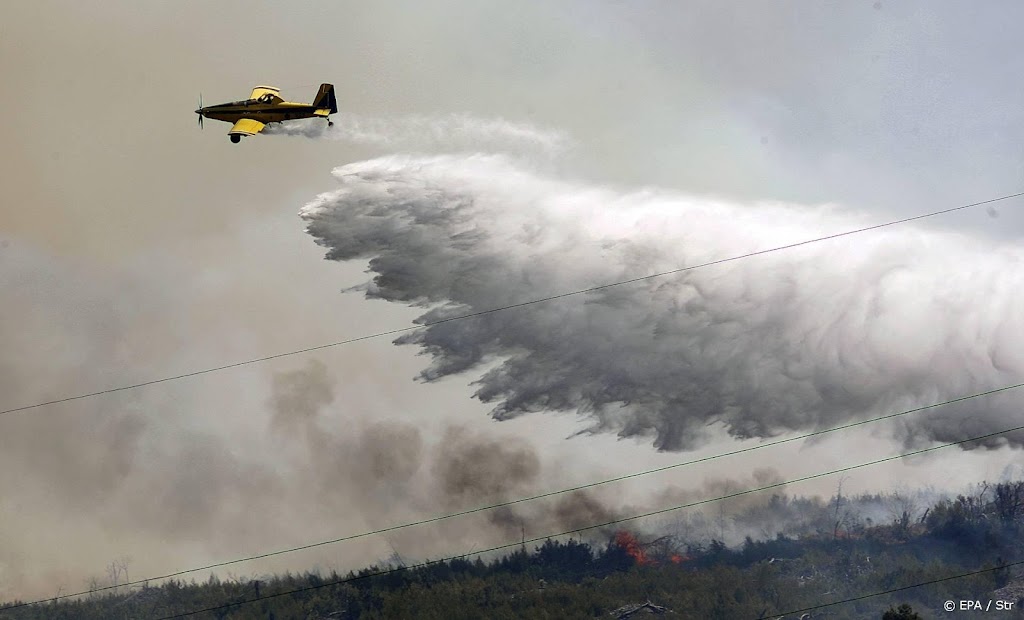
(993, 481, 1024, 527)
(882, 603, 922, 619)
(888, 488, 919, 538)
(831, 475, 847, 541)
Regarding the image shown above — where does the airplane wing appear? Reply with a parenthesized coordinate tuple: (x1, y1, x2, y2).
(228, 118, 266, 137)
(250, 86, 282, 102)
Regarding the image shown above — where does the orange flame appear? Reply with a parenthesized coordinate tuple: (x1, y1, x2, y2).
(614, 530, 651, 565)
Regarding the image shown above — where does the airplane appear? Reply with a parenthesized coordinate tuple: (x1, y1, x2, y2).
(194, 83, 338, 143)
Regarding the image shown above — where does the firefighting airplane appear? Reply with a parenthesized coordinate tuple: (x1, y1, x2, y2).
(195, 83, 338, 143)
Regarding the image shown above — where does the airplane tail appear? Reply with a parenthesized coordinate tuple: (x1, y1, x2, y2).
(313, 83, 338, 114)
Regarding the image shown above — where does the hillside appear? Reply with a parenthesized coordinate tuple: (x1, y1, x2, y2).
(2, 481, 1022, 619)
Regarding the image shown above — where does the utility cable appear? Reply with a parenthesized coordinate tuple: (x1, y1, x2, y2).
(10, 381, 1021, 609)
(149, 424, 1023, 618)
(2, 190, 1021, 418)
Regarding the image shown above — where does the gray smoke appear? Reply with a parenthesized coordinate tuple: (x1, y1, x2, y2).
(432, 426, 541, 505)
(269, 358, 335, 435)
(300, 153, 1024, 451)
(0, 239, 298, 599)
(265, 359, 625, 562)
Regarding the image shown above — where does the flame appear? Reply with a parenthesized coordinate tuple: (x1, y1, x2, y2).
(613, 531, 691, 566)
(614, 530, 651, 565)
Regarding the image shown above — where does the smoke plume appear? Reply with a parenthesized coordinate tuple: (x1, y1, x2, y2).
(264, 359, 625, 561)
(300, 153, 1024, 452)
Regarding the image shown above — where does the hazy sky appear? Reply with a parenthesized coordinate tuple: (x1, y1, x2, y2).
(1, 0, 1022, 603)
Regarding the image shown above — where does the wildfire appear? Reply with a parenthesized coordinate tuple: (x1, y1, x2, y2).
(614, 531, 651, 565)
(613, 531, 691, 567)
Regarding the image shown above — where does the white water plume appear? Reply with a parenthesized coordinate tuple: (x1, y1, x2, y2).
(301, 153, 1024, 452)
(264, 112, 570, 158)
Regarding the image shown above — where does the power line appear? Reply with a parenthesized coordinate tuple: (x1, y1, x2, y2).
(151, 424, 1023, 619)
(761, 559, 1024, 619)
(12, 381, 1022, 609)
(2, 190, 1021, 419)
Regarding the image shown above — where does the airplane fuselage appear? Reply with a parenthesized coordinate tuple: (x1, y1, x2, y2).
(196, 101, 328, 125)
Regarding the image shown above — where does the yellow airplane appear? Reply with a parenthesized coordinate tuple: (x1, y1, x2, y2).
(195, 83, 338, 143)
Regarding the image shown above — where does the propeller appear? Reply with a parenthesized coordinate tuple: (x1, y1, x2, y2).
(197, 93, 204, 128)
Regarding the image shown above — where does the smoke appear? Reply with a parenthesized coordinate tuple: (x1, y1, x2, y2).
(300, 153, 1024, 452)
(263, 112, 570, 159)
(263, 358, 625, 564)
(432, 426, 540, 505)
(0, 239, 298, 600)
(269, 358, 335, 435)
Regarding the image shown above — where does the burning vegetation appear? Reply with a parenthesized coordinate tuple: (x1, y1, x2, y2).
(612, 531, 689, 567)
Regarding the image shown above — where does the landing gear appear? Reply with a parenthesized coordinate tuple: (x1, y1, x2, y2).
(327, 117, 334, 127)
(230, 135, 241, 144)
